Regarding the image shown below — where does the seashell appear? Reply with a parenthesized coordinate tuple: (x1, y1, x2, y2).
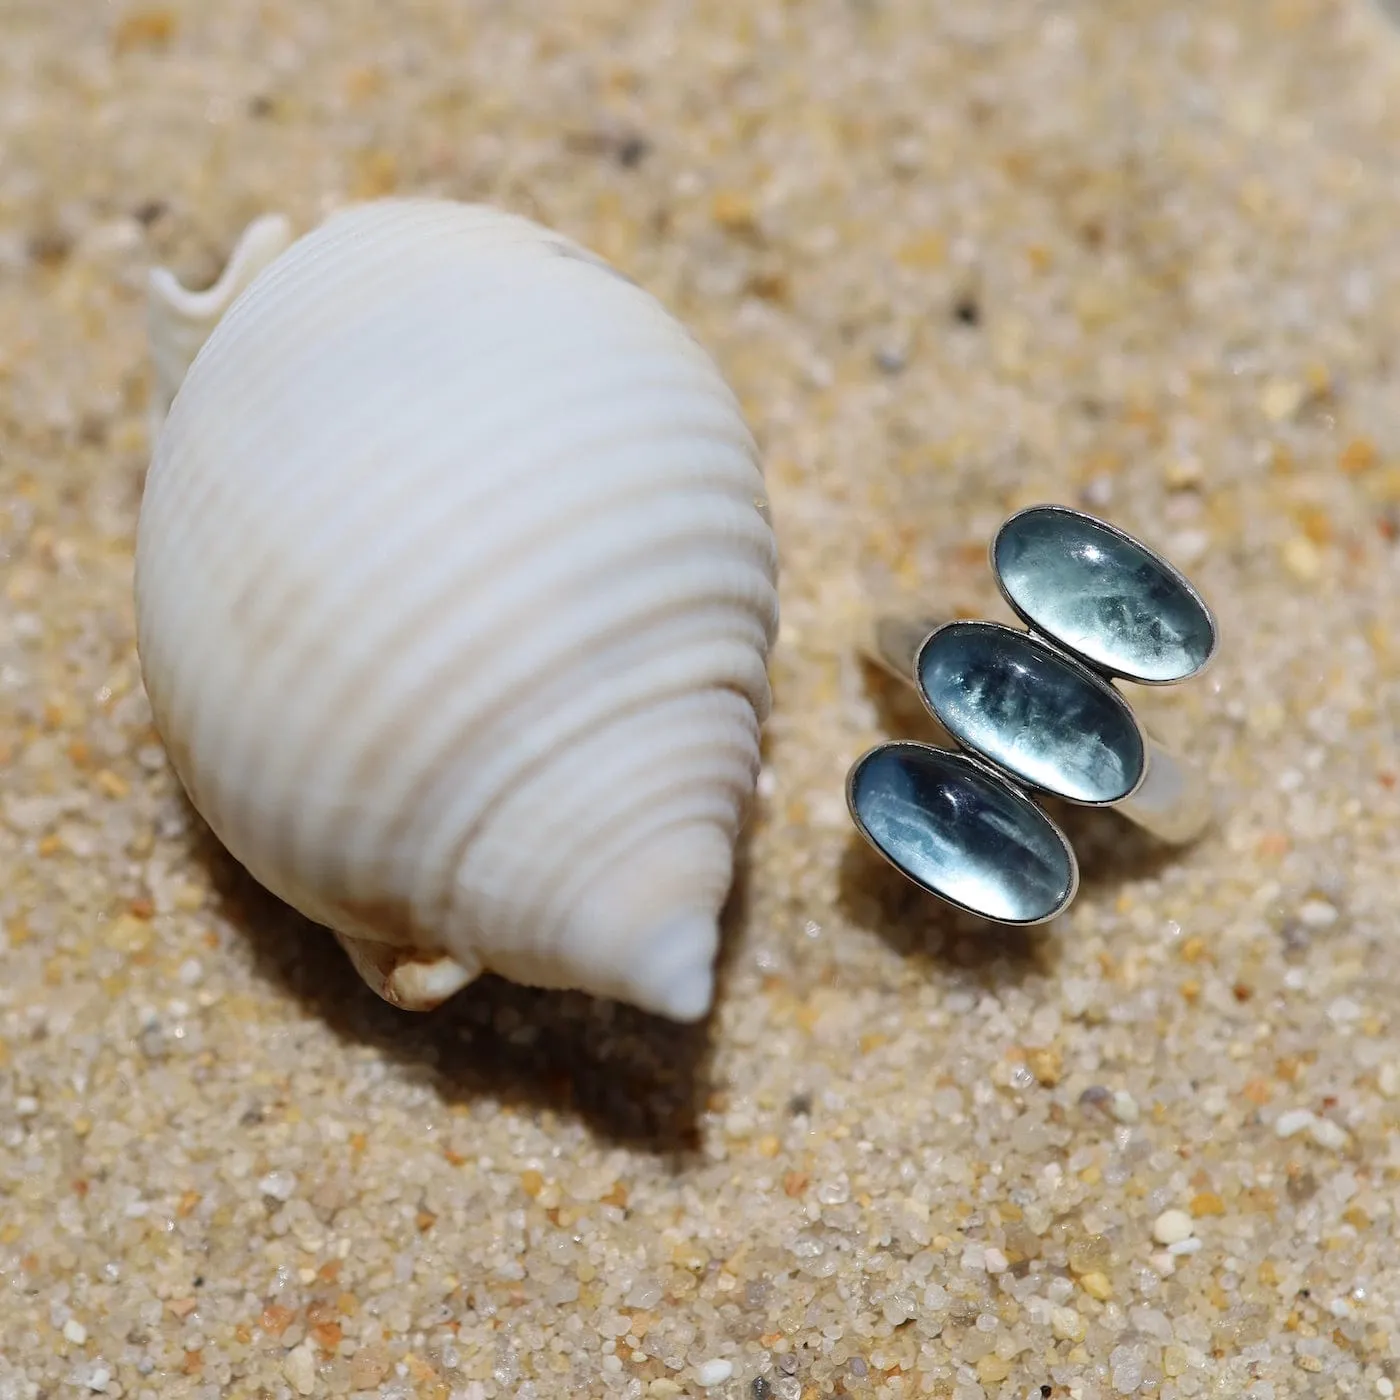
(134, 198, 779, 1022)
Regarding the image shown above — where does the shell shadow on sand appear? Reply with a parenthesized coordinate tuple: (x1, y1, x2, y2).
(184, 790, 754, 1158)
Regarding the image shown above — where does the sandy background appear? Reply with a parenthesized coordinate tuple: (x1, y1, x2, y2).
(3, 1, 1400, 1397)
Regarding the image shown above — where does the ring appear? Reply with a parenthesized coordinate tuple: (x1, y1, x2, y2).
(846, 504, 1219, 926)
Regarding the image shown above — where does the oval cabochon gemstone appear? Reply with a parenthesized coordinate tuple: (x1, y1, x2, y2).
(993, 507, 1216, 683)
(848, 744, 1076, 924)
(918, 622, 1145, 804)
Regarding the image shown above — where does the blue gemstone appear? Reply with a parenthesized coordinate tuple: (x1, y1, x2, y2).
(848, 744, 1076, 923)
(993, 507, 1216, 683)
(917, 622, 1144, 804)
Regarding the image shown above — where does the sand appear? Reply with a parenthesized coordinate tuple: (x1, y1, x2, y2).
(2, 1, 1399, 1396)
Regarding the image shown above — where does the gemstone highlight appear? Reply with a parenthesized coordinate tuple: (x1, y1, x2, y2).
(992, 507, 1216, 683)
(847, 743, 1076, 923)
(917, 622, 1144, 804)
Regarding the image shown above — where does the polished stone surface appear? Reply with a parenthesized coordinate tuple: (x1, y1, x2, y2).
(848, 744, 1075, 923)
(993, 507, 1216, 683)
(917, 622, 1145, 803)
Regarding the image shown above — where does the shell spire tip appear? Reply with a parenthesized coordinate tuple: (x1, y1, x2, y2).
(622, 911, 720, 1023)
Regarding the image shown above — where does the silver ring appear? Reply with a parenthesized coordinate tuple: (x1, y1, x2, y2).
(846, 504, 1219, 926)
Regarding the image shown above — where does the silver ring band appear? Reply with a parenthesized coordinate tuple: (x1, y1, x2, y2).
(846, 505, 1219, 925)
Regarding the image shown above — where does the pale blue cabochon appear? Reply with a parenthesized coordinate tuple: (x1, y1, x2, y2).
(917, 622, 1145, 804)
(992, 508, 1216, 684)
(847, 743, 1077, 924)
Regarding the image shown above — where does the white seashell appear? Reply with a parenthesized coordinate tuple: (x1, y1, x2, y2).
(135, 198, 779, 1022)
